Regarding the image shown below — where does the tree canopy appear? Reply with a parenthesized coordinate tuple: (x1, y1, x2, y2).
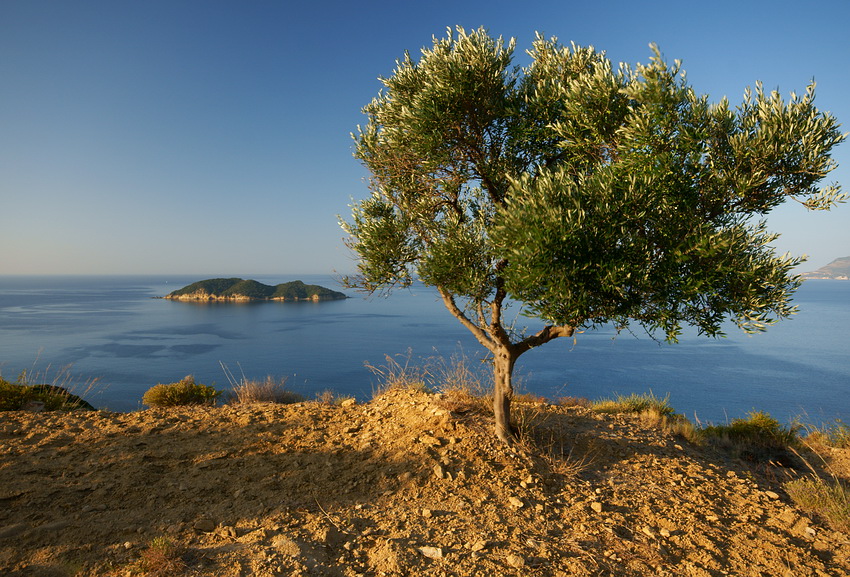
(342, 27, 845, 443)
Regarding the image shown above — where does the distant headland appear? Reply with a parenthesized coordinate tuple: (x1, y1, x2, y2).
(162, 278, 347, 302)
(800, 256, 850, 280)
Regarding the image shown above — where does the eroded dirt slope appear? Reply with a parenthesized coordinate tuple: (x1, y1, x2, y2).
(1, 388, 848, 576)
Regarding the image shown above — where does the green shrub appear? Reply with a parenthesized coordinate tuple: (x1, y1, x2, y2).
(0, 378, 29, 410)
(0, 377, 95, 411)
(142, 376, 222, 407)
(701, 410, 800, 463)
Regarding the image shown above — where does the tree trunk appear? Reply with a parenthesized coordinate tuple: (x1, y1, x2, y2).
(493, 347, 518, 444)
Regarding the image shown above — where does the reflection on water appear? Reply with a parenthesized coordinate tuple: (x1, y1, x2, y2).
(0, 275, 847, 424)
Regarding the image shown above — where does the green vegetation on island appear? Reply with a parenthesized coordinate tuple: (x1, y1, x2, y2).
(801, 256, 850, 280)
(163, 278, 347, 302)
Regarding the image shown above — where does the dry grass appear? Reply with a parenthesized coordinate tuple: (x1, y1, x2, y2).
(128, 536, 188, 577)
(786, 476, 850, 532)
(591, 391, 675, 417)
(228, 376, 305, 405)
(804, 419, 850, 449)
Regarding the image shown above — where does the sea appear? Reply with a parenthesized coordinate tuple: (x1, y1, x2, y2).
(0, 274, 847, 426)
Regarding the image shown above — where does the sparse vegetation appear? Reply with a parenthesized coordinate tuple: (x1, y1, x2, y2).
(0, 366, 97, 411)
(591, 391, 676, 417)
(805, 419, 850, 449)
(786, 477, 850, 532)
(129, 536, 187, 576)
(142, 376, 222, 408)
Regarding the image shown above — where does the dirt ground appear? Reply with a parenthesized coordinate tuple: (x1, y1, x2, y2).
(1, 387, 849, 576)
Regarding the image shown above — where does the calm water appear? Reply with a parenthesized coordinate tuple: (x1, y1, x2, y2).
(0, 275, 847, 424)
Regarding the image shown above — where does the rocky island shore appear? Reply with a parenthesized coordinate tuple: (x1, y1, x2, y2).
(1, 388, 849, 576)
(162, 278, 347, 302)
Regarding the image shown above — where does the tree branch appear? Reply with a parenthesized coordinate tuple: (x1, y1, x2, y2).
(437, 287, 496, 353)
(515, 325, 575, 356)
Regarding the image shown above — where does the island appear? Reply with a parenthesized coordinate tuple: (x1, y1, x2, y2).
(800, 256, 850, 280)
(162, 278, 348, 302)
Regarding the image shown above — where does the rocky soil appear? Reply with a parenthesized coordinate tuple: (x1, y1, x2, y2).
(1, 388, 849, 576)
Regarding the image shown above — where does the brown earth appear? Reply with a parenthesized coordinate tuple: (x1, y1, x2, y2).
(1, 388, 849, 576)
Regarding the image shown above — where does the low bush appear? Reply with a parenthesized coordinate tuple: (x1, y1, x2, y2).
(0, 377, 95, 411)
(142, 376, 222, 408)
(700, 410, 800, 464)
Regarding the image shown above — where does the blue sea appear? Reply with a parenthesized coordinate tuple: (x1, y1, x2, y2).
(0, 275, 847, 425)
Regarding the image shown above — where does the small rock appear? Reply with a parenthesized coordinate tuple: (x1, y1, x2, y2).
(590, 502, 604, 513)
(418, 546, 443, 560)
(339, 398, 356, 407)
(641, 526, 656, 538)
(123, 541, 133, 550)
(467, 539, 487, 552)
(764, 490, 780, 500)
(506, 554, 526, 568)
(659, 528, 671, 538)
(509, 497, 524, 508)
(419, 435, 442, 446)
(193, 518, 216, 533)
(421, 508, 433, 518)
(433, 464, 446, 479)
(705, 515, 720, 522)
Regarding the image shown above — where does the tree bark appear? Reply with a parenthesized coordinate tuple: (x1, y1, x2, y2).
(493, 346, 518, 444)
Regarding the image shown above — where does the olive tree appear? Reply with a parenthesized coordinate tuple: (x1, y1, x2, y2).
(341, 27, 845, 444)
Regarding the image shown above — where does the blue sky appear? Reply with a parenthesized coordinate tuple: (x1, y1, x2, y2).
(1, 0, 848, 275)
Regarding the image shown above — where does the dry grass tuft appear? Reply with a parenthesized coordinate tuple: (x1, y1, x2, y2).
(131, 536, 187, 576)
(591, 391, 675, 417)
(229, 376, 305, 405)
(804, 419, 850, 449)
(786, 476, 850, 532)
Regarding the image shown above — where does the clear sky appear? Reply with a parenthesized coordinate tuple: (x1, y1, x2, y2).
(1, 0, 848, 276)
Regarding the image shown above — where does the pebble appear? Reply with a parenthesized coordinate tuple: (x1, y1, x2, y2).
(506, 554, 526, 568)
(590, 502, 604, 513)
(509, 497, 524, 508)
(764, 490, 780, 500)
(418, 546, 443, 560)
(467, 539, 487, 552)
(433, 464, 446, 479)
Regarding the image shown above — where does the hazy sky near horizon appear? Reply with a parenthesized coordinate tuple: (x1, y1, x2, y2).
(2, 0, 848, 276)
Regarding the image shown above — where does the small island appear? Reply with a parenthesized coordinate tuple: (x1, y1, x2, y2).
(163, 278, 347, 302)
(800, 256, 850, 280)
